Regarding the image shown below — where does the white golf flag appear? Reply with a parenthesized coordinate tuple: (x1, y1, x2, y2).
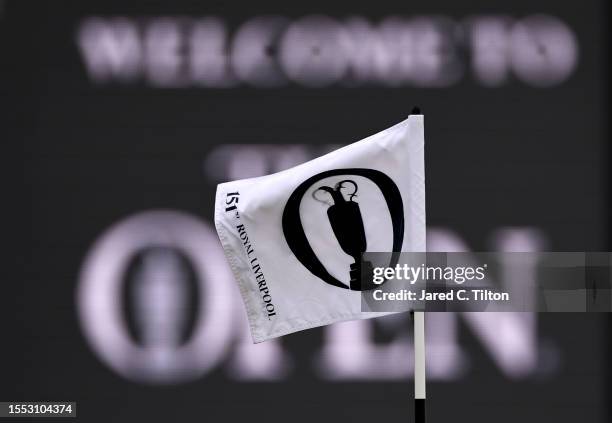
(215, 115, 425, 342)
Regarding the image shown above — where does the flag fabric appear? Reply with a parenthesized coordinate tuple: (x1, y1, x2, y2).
(214, 115, 425, 343)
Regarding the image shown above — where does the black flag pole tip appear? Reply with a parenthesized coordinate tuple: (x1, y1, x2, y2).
(415, 398, 426, 423)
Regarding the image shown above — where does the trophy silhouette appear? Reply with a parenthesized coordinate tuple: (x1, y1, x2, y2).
(314, 180, 374, 290)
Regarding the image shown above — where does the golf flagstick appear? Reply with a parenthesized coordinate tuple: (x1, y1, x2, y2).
(406, 106, 425, 422)
(414, 310, 426, 423)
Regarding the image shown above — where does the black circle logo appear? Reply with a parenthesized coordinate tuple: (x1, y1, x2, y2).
(282, 168, 404, 291)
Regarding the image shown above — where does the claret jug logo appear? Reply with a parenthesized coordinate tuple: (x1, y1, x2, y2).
(282, 169, 404, 290)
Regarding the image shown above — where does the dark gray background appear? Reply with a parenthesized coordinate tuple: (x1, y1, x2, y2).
(4, 1, 609, 422)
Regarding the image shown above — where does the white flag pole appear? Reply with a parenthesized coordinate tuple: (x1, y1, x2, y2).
(406, 106, 426, 422)
(414, 310, 426, 423)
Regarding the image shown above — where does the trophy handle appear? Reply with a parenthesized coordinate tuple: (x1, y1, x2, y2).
(335, 180, 358, 201)
(313, 185, 344, 205)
